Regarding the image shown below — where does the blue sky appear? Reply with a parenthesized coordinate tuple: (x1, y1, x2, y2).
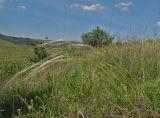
(0, 0, 160, 41)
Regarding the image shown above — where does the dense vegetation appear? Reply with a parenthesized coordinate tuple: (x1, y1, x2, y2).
(0, 38, 160, 118)
(82, 27, 113, 47)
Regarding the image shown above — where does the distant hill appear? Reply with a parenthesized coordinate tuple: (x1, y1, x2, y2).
(0, 33, 83, 47)
(0, 33, 37, 45)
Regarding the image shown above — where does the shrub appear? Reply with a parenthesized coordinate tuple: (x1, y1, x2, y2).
(32, 46, 48, 62)
(82, 27, 113, 47)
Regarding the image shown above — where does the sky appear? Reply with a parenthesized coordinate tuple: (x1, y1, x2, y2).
(0, 0, 160, 41)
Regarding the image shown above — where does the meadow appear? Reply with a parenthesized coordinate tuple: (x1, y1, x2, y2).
(0, 39, 34, 89)
(0, 38, 160, 118)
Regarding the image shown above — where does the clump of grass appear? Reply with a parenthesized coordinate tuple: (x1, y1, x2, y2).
(1, 40, 160, 117)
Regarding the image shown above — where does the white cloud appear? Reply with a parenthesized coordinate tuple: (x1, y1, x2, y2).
(0, 0, 5, 9)
(71, 3, 105, 11)
(156, 21, 160, 27)
(17, 5, 27, 10)
(81, 4, 104, 11)
(115, 1, 133, 11)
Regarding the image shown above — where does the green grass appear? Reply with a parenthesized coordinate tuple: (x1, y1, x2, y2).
(0, 39, 34, 89)
(0, 39, 160, 118)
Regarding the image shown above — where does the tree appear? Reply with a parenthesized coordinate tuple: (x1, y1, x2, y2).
(82, 27, 113, 47)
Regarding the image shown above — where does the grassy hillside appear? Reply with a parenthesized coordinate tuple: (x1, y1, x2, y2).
(0, 39, 34, 88)
(0, 39, 160, 118)
(0, 39, 34, 61)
